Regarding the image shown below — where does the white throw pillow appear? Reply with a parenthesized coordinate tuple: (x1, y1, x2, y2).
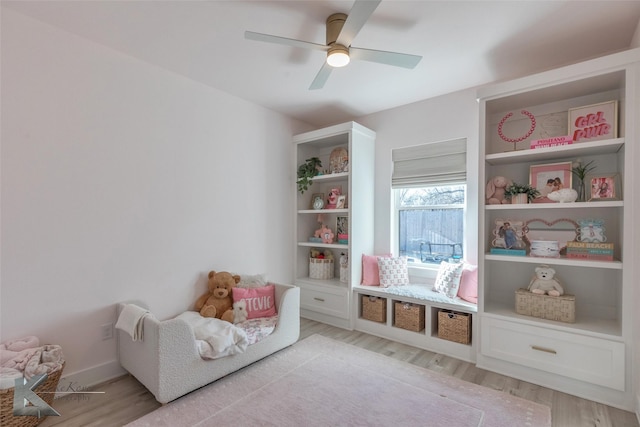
(377, 256, 410, 287)
(433, 261, 464, 298)
(234, 273, 267, 288)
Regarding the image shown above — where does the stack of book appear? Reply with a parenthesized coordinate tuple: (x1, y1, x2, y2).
(566, 241, 614, 261)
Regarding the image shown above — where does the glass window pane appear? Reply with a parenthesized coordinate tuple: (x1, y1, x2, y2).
(397, 185, 465, 265)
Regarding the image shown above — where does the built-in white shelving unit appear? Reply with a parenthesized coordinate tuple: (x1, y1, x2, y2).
(476, 49, 638, 410)
(293, 122, 375, 329)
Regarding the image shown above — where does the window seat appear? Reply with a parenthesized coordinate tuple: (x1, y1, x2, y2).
(352, 284, 477, 313)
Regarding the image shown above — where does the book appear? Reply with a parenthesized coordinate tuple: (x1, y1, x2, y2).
(530, 135, 573, 149)
(567, 249, 613, 255)
(566, 253, 614, 261)
(566, 241, 614, 250)
(490, 248, 526, 256)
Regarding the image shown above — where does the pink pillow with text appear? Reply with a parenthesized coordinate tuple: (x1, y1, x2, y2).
(232, 284, 277, 319)
(361, 254, 392, 285)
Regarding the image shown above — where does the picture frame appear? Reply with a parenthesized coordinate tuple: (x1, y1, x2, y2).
(336, 216, 348, 244)
(336, 195, 347, 209)
(491, 219, 526, 250)
(568, 100, 618, 143)
(587, 174, 620, 201)
(529, 161, 572, 199)
(310, 193, 324, 210)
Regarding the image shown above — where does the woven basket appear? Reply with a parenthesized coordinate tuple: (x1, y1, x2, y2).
(438, 310, 471, 344)
(0, 362, 65, 427)
(362, 295, 386, 323)
(394, 302, 425, 332)
(515, 288, 575, 323)
(309, 258, 334, 280)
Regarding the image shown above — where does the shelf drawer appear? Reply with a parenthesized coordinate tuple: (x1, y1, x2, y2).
(481, 317, 624, 390)
(299, 286, 349, 319)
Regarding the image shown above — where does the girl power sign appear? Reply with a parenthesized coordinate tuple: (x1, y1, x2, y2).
(569, 101, 618, 143)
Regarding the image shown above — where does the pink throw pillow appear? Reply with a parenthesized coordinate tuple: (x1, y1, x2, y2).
(457, 264, 478, 304)
(361, 254, 392, 286)
(232, 284, 277, 319)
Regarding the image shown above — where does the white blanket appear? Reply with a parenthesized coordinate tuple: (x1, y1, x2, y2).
(116, 304, 152, 342)
(175, 312, 248, 360)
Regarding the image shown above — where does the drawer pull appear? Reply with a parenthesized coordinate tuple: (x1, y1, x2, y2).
(313, 297, 326, 302)
(531, 345, 557, 355)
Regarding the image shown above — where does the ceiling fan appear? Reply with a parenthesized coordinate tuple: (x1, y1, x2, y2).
(245, 0, 422, 90)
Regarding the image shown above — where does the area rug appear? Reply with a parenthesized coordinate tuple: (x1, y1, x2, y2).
(127, 334, 551, 427)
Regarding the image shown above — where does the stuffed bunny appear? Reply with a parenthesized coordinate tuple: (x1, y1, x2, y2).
(486, 176, 512, 204)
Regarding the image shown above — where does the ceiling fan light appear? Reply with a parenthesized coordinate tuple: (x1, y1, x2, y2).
(327, 45, 350, 67)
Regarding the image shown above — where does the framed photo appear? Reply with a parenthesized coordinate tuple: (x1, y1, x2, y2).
(336, 216, 348, 244)
(529, 162, 572, 198)
(491, 219, 526, 250)
(309, 193, 324, 210)
(568, 100, 618, 143)
(588, 174, 620, 201)
(336, 195, 347, 209)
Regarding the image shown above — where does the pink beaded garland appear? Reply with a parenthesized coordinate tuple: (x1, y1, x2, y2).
(497, 110, 536, 143)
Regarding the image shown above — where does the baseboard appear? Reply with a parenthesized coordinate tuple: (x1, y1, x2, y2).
(55, 360, 125, 397)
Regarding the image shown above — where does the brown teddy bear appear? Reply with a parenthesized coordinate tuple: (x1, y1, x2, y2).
(195, 271, 240, 322)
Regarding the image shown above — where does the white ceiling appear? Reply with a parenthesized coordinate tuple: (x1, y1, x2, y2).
(4, 1, 640, 127)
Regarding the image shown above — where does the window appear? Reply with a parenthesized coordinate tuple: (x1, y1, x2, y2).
(396, 185, 465, 265)
(392, 138, 467, 267)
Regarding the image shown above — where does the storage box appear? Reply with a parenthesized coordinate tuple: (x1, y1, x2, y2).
(362, 295, 386, 323)
(438, 310, 471, 344)
(515, 288, 575, 323)
(309, 258, 334, 279)
(394, 302, 425, 332)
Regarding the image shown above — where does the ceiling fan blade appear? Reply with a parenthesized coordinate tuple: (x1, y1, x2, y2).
(245, 31, 328, 52)
(350, 46, 422, 69)
(309, 63, 333, 90)
(336, 0, 382, 46)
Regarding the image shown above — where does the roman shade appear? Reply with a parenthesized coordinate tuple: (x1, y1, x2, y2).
(392, 138, 466, 188)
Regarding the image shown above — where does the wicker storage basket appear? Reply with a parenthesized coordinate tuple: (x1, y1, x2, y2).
(438, 310, 471, 344)
(394, 302, 425, 332)
(309, 258, 334, 280)
(362, 295, 386, 323)
(0, 362, 64, 427)
(515, 288, 575, 323)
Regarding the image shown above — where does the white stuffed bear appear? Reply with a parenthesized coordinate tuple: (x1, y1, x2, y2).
(528, 265, 564, 297)
(233, 299, 248, 324)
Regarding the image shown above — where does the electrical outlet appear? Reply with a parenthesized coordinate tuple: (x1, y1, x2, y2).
(101, 323, 114, 340)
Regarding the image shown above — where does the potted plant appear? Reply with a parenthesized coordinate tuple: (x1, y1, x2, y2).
(505, 182, 540, 204)
(571, 159, 596, 202)
(297, 157, 322, 193)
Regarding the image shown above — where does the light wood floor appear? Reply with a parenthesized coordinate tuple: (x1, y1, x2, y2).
(41, 318, 639, 427)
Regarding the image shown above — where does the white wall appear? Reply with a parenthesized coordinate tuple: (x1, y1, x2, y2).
(0, 8, 310, 383)
(356, 89, 480, 264)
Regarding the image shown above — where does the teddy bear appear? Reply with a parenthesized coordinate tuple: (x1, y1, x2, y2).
(528, 265, 564, 296)
(486, 176, 512, 205)
(232, 299, 248, 324)
(195, 271, 240, 322)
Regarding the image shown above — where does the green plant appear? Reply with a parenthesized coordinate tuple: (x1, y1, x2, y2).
(297, 157, 322, 193)
(571, 159, 596, 181)
(505, 182, 540, 202)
